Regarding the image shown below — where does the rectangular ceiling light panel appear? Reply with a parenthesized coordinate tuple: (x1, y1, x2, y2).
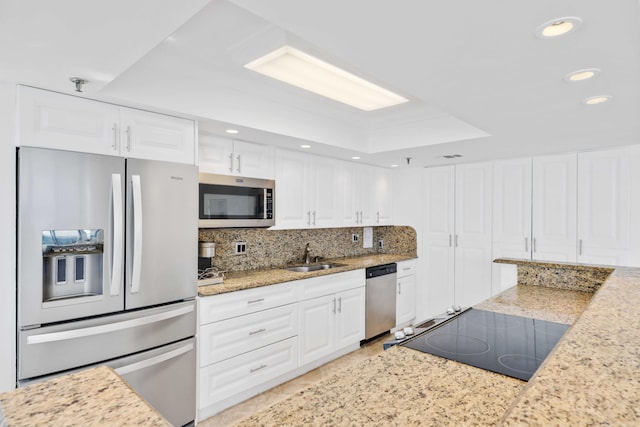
(244, 46, 408, 111)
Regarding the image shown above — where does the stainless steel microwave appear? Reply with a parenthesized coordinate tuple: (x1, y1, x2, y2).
(198, 173, 274, 228)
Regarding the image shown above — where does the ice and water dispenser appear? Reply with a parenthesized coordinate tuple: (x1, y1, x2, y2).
(42, 229, 104, 302)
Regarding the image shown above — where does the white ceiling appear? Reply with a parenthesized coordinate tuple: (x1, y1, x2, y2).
(3, 0, 640, 167)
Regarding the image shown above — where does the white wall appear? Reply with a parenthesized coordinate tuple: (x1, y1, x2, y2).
(0, 82, 16, 392)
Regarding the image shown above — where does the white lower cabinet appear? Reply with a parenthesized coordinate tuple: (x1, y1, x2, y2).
(197, 269, 366, 420)
(396, 260, 416, 327)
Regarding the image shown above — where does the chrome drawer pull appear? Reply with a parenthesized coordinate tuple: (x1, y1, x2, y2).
(249, 328, 266, 336)
(250, 364, 267, 373)
(247, 298, 265, 304)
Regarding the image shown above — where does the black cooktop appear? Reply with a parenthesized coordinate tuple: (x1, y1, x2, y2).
(401, 308, 569, 381)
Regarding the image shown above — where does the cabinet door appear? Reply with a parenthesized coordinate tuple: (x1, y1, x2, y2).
(120, 108, 195, 164)
(396, 275, 416, 326)
(336, 161, 361, 226)
(359, 166, 375, 225)
(312, 157, 338, 227)
(18, 86, 120, 155)
(454, 162, 493, 307)
(234, 140, 274, 179)
(198, 133, 234, 174)
(334, 287, 365, 348)
(577, 148, 630, 265)
(298, 294, 335, 366)
(275, 149, 312, 228)
(422, 166, 455, 317)
(532, 153, 577, 262)
(371, 167, 393, 225)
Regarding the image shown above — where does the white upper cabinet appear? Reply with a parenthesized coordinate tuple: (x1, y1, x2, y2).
(275, 149, 337, 229)
(492, 157, 532, 259)
(119, 107, 194, 164)
(18, 85, 120, 156)
(198, 133, 273, 179)
(335, 163, 393, 227)
(532, 153, 577, 262)
(370, 166, 393, 225)
(577, 148, 630, 266)
(18, 86, 195, 164)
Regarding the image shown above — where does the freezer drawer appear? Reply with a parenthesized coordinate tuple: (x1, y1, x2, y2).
(113, 337, 196, 427)
(18, 300, 196, 380)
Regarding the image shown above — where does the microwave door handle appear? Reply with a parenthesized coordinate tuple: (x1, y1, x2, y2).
(115, 343, 193, 375)
(131, 175, 143, 294)
(110, 173, 124, 296)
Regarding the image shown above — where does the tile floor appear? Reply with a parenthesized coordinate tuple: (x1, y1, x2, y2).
(199, 334, 391, 427)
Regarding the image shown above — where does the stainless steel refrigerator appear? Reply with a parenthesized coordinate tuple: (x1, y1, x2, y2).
(17, 147, 198, 426)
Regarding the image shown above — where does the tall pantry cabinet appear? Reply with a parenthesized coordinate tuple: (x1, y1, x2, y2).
(422, 162, 493, 317)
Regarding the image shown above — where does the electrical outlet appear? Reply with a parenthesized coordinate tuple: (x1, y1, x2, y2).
(234, 242, 247, 255)
(378, 239, 384, 249)
(352, 233, 359, 243)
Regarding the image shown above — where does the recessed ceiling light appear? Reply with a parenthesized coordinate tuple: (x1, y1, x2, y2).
(536, 17, 582, 39)
(582, 95, 612, 105)
(244, 45, 408, 111)
(225, 129, 239, 134)
(351, 156, 361, 160)
(564, 68, 600, 82)
(300, 144, 311, 149)
(391, 164, 398, 168)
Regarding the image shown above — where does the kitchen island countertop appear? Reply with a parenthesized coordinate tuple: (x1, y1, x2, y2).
(233, 261, 640, 426)
(0, 366, 169, 426)
(198, 254, 415, 297)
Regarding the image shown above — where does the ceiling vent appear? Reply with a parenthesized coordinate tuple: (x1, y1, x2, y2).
(440, 154, 463, 159)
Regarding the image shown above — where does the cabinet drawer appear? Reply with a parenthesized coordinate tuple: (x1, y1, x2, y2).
(198, 337, 298, 407)
(397, 259, 417, 278)
(199, 281, 298, 324)
(298, 270, 364, 301)
(199, 304, 297, 366)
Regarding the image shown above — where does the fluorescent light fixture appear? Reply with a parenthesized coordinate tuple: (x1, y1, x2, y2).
(536, 17, 582, 39)
(244, 46, 408, 111)
(564, 68, 600, 82)
(583, 95, 611, 105)
(300, 144, 311, 149)
(225, 129, 239, 134)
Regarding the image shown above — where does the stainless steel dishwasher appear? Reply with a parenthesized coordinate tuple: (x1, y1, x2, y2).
(364, 263, 397, 341)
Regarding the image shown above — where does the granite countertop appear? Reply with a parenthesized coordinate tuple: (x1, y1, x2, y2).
(233, 261, 640, 426)
(198, 254, 415, 296)
(0, 366, 169, 427)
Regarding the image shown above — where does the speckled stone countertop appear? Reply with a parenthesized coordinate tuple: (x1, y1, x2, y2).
(235, 260, 640, 426)
(198, 254, 414, 296)
(0, 366, 169, 426)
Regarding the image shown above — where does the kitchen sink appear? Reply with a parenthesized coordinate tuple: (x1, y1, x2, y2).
(284, 263, 347, 273)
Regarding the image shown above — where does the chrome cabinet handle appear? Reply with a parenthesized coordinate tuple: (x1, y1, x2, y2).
(579, 239, 583, 255)
(111, 124, 118, 151)
(228, 154, 233, 172)
(250, 364, 267, 373)
(337, 297, 342, 313)
(403, 267, 411, 271)
(525, 237, 529, 252)
(533, 238, 537, 253)
(249, 328, 266, 336)
(312, 211, 316, 226)
(377, 211, 380, 223)
(449, 234, 452, 247)
(307, 210, 311, 226)
(359, 211, 363, 223)
(236, 154, 241, 173)
(398, 282, 402, 295)
(454, 235, 458, 247)
(247, 298, 264, 304)
(332, 297, 336, 314)
(125, 126, 132, 151)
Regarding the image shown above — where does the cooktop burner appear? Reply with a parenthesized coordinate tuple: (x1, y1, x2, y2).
(401, 308, 569, 381)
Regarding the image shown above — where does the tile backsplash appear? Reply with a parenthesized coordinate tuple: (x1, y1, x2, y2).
(198, 226, 416, 272)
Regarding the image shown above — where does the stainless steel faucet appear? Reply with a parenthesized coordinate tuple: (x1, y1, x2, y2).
(304, 243, 311, 264)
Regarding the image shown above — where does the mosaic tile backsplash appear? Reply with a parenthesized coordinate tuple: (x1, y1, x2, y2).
(198, 226, 416, 272)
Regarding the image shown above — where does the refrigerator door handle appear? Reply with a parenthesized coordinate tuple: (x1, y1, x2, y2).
(131, 175, 143, 293)
(26, 305, 194, 345)
(114, 343, 194, 375)
(111, 174, 124, 296)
